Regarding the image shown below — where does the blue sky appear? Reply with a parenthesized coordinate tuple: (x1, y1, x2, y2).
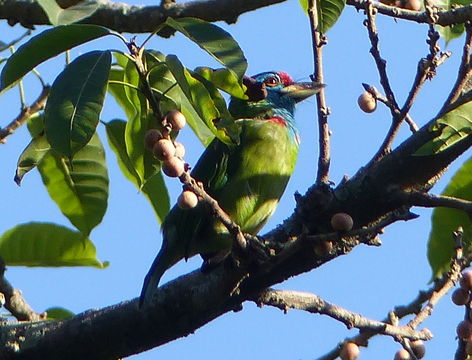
(0, 0, 470, 358)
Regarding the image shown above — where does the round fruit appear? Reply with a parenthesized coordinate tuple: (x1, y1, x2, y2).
(177, 190, 199, 209)
(166, 110, 186, 131)
(144, 129, 162, 150)
(357, 91, 377, 113)
(162, 157, 185, 178)
(410, 339, 425, 359)
(394, 349, 411, 360)
(404, 0, 421, 10)
(460, 271, 472, 291)
(330, 212, 354, 232)
(457, 320, 472, 339)
(452, 288, 470, 306)
(174, 141, 186, 159)
(152, 139, 176, 161)
(339, 342, 360, 360)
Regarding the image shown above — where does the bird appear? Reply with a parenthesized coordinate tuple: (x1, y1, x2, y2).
(140, 71, 324, 306)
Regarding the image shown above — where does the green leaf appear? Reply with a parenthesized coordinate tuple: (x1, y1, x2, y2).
(26, 113, 46, 139)
(37, 0, 63, 26)
(15, 114, 48, 185)
(44, 50, 111, 158)
(164, 17, 247, 79)
(38, 133, 109, 235)
(15, 134, 50, 185)
(427, 157, 472, 279)
(0, 25, 115, 93)
(142, 171, 170, 224)
(298, 0, 346, 34)
(436, 0, 469, 42)
(45, 306, 75, 320)
(144, 51, 214, 146)
(0, 222, 108, 268)
(122, 57, 148, 187)
(415, 101, 472, 156)
(104, 119, 170, 223)
(194, 67, 247, 99)
(166, 55, 235, 145)
(38, 0, 100, 26)
(438, 24, 465, 44)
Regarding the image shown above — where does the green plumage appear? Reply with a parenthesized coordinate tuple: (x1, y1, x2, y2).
(140, 71, 323, 306)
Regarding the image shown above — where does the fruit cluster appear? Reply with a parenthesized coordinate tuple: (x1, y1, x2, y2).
(393, 340, 425, 360)
(453, 270, 472, 355)
(338, 337, 425, 359)
(144, 110, 199, 209)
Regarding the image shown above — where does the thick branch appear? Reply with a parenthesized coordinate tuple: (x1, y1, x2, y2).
(0, 0, 287, 33)
(349, 0, 472, 26)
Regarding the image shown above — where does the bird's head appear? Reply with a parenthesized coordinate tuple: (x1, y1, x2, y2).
(229, 71, 325, 119)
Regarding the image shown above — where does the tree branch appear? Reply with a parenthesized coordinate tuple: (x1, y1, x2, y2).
(318, 227, 468, 360)
(308, 0, 331, 184)
(254, 289, 432, 340)
(0, 86, 49, 143)
(348, 0, 472, 27)
(0, 259, 44, 321)
(0, 0, 287, 33)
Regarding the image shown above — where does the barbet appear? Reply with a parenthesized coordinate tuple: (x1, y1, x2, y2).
(140, 71, 324, 306)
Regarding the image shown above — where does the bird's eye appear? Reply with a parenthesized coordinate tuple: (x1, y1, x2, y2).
(264, 76, 279, 87)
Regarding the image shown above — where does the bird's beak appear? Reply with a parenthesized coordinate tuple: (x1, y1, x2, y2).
(281, 81, 326, 102)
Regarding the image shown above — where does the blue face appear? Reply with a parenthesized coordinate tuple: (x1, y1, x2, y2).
(251, 71, 297, 116)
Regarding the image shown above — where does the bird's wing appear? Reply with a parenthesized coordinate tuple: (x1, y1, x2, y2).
(162, 137, 236, 259)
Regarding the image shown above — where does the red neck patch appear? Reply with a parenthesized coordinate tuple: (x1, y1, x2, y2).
(268, 116, 287, 126)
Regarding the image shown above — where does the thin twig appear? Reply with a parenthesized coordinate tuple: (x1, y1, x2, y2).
(0, 86, 50, 143)
(398, 27, 441, 122)
(178, 171, 248, 252)
(0, 30, 31, 53)
(308, 0, 331, 185)
(0, 258, 44, 321)
(396, 189, 472, 215)
(318, 227, 470, 360)
(255, 289, 432, 340)
(363, 1, 405, 163)
(364, 6, 451, 166)
(408, 228, 466, 330)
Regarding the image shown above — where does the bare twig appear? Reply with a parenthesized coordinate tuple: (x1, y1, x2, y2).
(396, 189, 472, 216)
(318, 227, 469, 360)
(308, 0, 331, 185)
(398, 27, 442, 122)
(363, 83, 420, 132)
(364, 4, 450, 166)
(0, 85, 50, 143)
(255, 289, 432, 340)
(178, 171, 249, 252)
(0, 30, 31, 53)
(0, 258, 44, 321)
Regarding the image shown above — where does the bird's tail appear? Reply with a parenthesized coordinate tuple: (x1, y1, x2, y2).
(139, 251, 169, 308)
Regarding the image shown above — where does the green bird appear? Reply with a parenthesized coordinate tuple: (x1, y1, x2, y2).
(140, 71, 324, 306)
